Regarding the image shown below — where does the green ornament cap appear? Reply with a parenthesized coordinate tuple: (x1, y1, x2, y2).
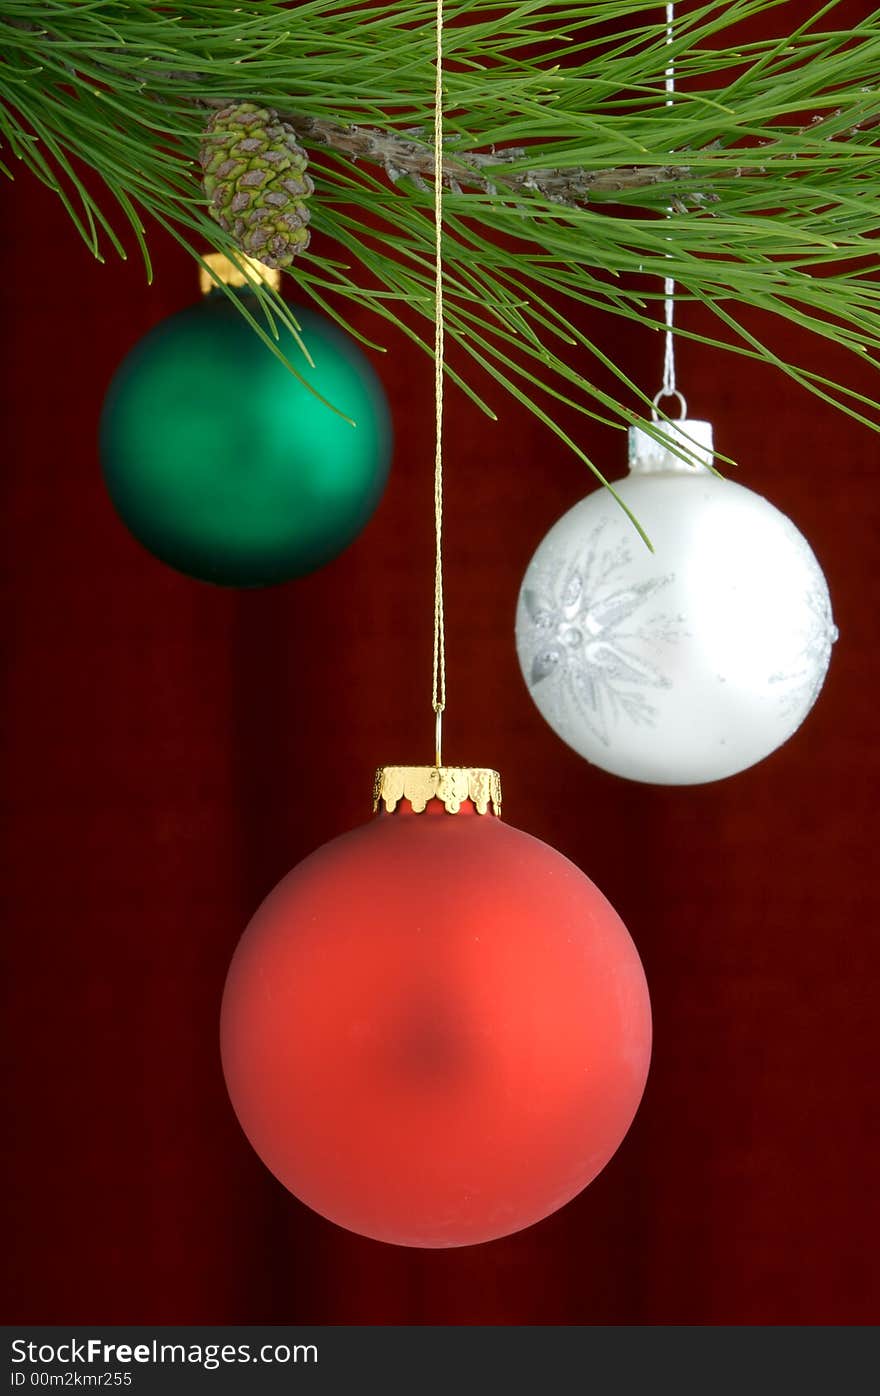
(197, 251, 282, 297)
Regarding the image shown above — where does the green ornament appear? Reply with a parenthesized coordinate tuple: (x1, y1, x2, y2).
(99, 290, 393, 587)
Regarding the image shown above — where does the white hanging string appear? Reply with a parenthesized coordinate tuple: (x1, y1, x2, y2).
(431, 0, 446, 768)
(654, 1, 687, 421)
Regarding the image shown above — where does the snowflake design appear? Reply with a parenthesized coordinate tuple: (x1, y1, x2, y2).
(769, 581, 838, 720)
(519, 520, 682, 747)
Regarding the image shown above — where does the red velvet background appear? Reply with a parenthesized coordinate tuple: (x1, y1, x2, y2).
(2, 85, 878, 1322)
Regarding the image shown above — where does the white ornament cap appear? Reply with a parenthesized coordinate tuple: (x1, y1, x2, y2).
(628, 419, 714, 475)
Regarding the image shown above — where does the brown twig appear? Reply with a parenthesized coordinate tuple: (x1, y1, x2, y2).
(240, 109, 713, 209)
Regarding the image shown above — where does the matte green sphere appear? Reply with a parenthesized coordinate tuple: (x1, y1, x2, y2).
(99, 292, 392, 586)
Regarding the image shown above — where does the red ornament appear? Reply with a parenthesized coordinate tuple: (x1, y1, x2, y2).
(221, 768, 651, 1248)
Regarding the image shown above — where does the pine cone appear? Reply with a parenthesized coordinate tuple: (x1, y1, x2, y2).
(200, 103, 314, 269)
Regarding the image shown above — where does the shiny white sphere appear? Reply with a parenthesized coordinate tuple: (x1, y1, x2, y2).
(515, 423, 838, 785)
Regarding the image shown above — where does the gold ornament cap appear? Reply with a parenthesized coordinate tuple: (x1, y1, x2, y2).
(628, 419, 714, 475)
(198, 251, 282, 296)
(373, 766, 502, 817)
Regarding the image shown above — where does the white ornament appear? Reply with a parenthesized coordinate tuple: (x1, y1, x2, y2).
(515, 421, 838, 785)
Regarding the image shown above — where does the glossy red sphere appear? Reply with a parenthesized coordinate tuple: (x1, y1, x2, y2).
(221, 802, 651, 1247)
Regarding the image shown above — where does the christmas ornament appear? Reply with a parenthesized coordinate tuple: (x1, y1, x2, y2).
(221, 7, 651, 1248)
(221, 768, 652, 1248)
(515, 1, 836, 787)
(200, 103, 314, 268)
(515, 419, 838, 785)
(99, 255, 392, 587)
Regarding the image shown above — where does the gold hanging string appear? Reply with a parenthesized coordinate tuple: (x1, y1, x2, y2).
(431, 0, 446, 769)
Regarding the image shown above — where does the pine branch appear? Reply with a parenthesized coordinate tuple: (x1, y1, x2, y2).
(0, 18, 727, 208)
(2, 0, 880, 486)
